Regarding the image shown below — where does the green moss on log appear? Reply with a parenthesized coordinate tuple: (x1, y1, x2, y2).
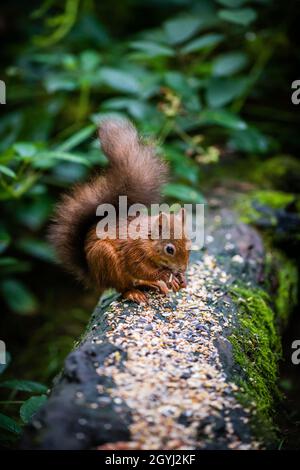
(253, 155, 300, 193)
(231, 185, 299, 445)
(229, 286, 282, 444)
(235, 189, 296, 225)
(274, 254, 298, 326)
(264, 250, 298, 328)
(252, 190, 295, 209)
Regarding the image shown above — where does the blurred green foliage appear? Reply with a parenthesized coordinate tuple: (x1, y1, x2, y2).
(0, 353, 48, 441)
(0, 0, 299, 444)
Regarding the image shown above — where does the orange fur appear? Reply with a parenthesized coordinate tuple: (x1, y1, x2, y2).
(49, 119, 189, 303)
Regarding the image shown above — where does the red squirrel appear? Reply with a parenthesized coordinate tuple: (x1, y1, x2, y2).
(49, 119, 190, 304)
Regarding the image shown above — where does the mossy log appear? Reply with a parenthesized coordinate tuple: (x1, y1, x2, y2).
(22, 195, 297, 450)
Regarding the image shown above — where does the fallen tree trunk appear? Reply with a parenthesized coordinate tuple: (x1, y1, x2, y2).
(22, 192, 297, 450)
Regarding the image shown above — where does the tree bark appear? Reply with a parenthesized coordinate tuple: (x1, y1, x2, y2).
(21, 194, 297, 450)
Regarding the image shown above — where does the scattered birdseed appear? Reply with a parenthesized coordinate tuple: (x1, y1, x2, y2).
(231, 254, 244, 264)
(92, 251, 261, 450)
(78, 418, 87, 426)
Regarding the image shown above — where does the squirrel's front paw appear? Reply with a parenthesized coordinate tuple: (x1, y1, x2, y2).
(165, 273, 180, 292)
(161, 270, 185, 292)
(124, 289, 148, 304)
(176, 272, 187, 288)
(155, 280, 169, 295)
(133, 278, 169, 296)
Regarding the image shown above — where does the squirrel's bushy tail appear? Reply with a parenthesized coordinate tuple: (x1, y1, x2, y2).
(49, 119, 168, 282)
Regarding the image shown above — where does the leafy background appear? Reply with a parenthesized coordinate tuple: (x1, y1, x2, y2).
(0, 0, 299, 447)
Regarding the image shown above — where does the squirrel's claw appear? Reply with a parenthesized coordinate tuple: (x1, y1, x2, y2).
(163, 272, 184, 292)
(168, 275, 181, 292)
(155, 280, 169, 295)
(176, 272, 187, 288)
(124, 289, 148, 305)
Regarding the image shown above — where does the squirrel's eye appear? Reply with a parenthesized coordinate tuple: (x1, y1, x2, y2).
(164, 243, 175, 256)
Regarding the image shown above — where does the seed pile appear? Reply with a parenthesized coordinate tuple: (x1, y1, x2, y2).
(92, 253, 260, 450)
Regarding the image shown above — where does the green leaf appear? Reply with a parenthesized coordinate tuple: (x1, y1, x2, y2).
(0, 413, 21, 435)
(181, 33, 224, 54)
(56, 125, 96, 152)
(101, 68, 141, 94)
(102, 98, 151, 120)
(0, 227, 11, 254)
(130, 40, 174, 58)
(0, 113, 23, 153)
(27, 184, 47, 196)
(0, 380, 47, 393)
(20, 395, 47, 424)
(13, 142, 37, 159)
(9, 173, 38, 198)
(52, 161, 89, 182)
(16, 239, 56, 263)
(217, 0, 248, 7)
(15, 195, 53, 230)
(218, 8, 257, 26)
(164, 146, 201, 185)
(0, 352, 11, 375)
(0, 279, 38, 315)
(61, 53, 77, 70)
(0, 257, 31, 274)
(200, 109, 247, 130)
(32, 151, 90, 169)
(164, 72, 202, 112)
(79, 50, 101, 72)
(164, 16, 203, 45)
(163, 183, 205, 203)
(0, 165, 16, 179)
(45, 74, 78, 93)
(212, 52, 248, 76)
(165, 71, 189, 94)
(206, 77, 248, 107)
(228, 127, 272, 154)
